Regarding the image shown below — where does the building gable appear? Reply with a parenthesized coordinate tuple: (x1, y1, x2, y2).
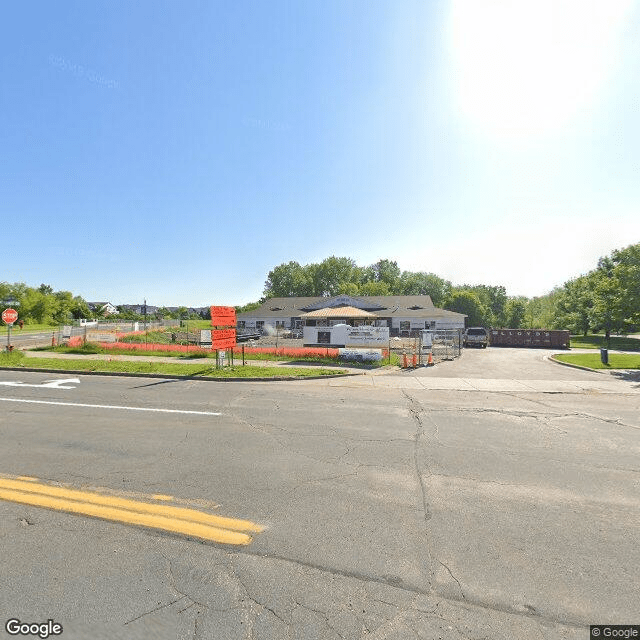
(300, 295, 385, 312)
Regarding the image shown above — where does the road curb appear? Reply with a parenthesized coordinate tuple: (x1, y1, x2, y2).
(0, 366, 361, 382)
(547, 355, 607, 374)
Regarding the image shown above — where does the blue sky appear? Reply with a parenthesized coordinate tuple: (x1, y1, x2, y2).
(2, 1, 639, 306)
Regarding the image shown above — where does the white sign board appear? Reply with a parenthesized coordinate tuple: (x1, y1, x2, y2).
(345, 326, 388, 346)
(87, 332, 117, 343)
(338, 348, 383, 362)
(62, 326, 72, 339)
(200, 329, 212, 345)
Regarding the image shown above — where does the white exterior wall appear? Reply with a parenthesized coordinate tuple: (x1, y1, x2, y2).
(390, 317, 464, 331)
(239, 316, 292, 331)
(434, 319, 465, 330)
(303, 325, 389, 347)
(239, 313, 464, 332)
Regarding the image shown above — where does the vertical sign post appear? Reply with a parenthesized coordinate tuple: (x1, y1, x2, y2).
(210, 306, 237, 364)
(2, 308, 19, 352)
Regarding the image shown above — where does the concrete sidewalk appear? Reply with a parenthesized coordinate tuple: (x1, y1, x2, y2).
(318, 373, 639, 393)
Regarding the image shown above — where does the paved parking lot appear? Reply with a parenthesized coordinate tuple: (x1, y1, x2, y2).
(402, 346, 607, 380)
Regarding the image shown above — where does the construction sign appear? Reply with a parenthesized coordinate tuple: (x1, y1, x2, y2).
(210, 306, 237, 328)
(210, 306, 237, 349)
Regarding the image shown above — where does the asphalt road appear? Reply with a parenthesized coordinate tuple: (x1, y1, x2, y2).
(0, 355, 638, 639)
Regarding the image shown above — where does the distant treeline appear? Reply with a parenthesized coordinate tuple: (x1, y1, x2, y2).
(0, 283, 205, 325)
(236, 245, 640, 334)
(0, 283, 91, 325)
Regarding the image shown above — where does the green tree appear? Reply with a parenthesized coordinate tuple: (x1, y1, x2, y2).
(264, 261, 314, 297)
(444, 290, 488, 326)
(0, 282, 13, 303)
(365, 259, 401, 292)
(524, 294, 556, 329)
(398, 272, 451, 305)
(553, 277, 593, 335)
(459, 284, 508, 327)
(608, 243, 640, 330)
(20, 289, 56, 324)
(503, 297, 527, 328)
(589, 257, 622, 343)
(52, 291, 74, 324)
(70, 296, 92, 320)
(337, 282, 361, 296)
(311, 257, 360, 297)
(359, 281, 391, 296)
(235, 301, 262, 314)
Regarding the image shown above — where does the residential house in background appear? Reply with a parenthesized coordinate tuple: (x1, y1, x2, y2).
(87, 302, 118, 316)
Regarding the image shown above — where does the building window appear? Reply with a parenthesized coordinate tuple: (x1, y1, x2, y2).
(317, 331, 331, 344)
(400, 321, 410, 332)
(426, 321, 436, 329)
(237, 321, 245, 330)
(256, 321, 264, 333)
(275, 320, 285, 328)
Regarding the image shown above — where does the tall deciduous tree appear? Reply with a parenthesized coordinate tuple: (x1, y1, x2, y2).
(444, 290, 488, 327)
(503, 297, 527, 329)
(264, 261, 314, 297)
(367, 259, 401, 292)
(359, 281, 391, 296)
(458, 284, 508, 327)
(554, 276, 593, 335)
(398, 272, 451, 305)
(311, 257, 360, 297)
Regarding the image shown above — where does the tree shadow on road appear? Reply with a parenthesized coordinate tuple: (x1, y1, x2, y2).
(609, 370, 640, 388)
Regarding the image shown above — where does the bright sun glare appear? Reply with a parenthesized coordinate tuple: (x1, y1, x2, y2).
(449, 0, 632, 140)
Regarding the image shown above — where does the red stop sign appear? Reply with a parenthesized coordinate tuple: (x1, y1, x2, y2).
(2, 308, 18, 324)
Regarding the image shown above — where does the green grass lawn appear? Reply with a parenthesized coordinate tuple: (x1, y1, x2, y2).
(554, 353, 640, 370)
(0, 323, 58, 335)
(0, 351, 347, 378)
(182, 319, 213, 330)
(569, 334, 640, 351)
(36, 343, 396, 367)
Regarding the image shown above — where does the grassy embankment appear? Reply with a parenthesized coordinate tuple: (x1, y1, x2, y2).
(553, 353, 640, 370)
(0, 350, 346, 378)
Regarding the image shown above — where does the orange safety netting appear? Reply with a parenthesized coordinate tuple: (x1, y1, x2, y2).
(100, 342, 209, 354)
(65, 339, 342, 360)
(231, 346, 339, 359)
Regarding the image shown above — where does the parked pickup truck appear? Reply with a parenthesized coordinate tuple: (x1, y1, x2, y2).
(464, 327, 489, 348)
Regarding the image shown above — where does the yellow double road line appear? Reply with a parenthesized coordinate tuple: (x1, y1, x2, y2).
(0, 477, 263, 546)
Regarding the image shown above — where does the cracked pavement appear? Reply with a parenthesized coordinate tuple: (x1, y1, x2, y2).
(0, 355, 638, 638)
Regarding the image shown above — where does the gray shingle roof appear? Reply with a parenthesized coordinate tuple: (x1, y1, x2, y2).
(237, 295, 466, 319)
